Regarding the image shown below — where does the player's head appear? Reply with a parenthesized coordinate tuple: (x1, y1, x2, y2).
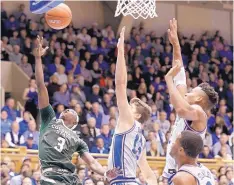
(59, 109, 79, 130)
(129, 97, 152, 124)
(170, 130, 203, 164)
(184, 82, 219, 111)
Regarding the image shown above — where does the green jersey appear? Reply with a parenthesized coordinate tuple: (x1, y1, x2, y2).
(39, 105, 89, 173)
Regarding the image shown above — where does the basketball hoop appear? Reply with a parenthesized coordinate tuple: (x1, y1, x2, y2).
(115, 0, 158, 19)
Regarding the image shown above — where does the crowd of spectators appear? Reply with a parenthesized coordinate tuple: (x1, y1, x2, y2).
(1, 3, 234, 185)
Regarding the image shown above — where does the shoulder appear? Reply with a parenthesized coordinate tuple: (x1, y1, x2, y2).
(172, 171, 196, 185)
(191, 104, 206, 116)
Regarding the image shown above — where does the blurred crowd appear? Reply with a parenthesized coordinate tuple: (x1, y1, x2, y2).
(1, 3, 234, 185)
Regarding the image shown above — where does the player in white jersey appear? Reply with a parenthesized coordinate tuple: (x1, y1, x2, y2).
(163, 19, 219, 179)
(169, 130, 215, 185)
(107, 27, 158, 185)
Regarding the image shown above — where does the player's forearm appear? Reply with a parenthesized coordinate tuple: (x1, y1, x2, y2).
(115, 49, 127, 86)
(89, 159, 106, 176)
(35, 56, 45, 87)
(145, 172, 158, 185)
(172, 43, 183, 67)
(165, 76, 191, 112)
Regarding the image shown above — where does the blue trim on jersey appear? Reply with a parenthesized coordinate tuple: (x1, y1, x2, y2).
(168, 173, 176, 185)
(110, 177, 136, 185)
(178, 170, 200, 185)
(115, 122, 136, 136)
(122, 134, 126, 177)
(113, 135, 124, 169)
(30, 0, 64, 14)
(183, 120, 206, 134)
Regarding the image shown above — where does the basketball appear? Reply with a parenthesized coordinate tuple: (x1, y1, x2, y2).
(45, 3, 72, 30)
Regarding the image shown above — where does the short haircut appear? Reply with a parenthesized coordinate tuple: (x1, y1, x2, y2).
(198, 82, 219, 110)
(179, 130, 203, 158)
(130, 98, 152, 123)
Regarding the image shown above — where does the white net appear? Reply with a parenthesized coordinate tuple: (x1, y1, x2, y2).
(115, 0, 158, 19)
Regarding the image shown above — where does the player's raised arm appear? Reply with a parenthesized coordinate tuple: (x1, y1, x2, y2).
(137, 149, 158, 185)
(165, 61, 206, 121)
(34, 36, 49, 109)
(115, 27, 134, 127)
(34, 36, 56, 131)
(168, 18, 187, 97)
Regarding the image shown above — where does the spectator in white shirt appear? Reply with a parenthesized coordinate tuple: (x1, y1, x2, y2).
(5, 121, 25, 148)
(9, 45, 23, 65)
(77, 27, 91, 45)
(54, 65, 68, 85)
(87, 117, 100, 138)
(156, 111, 171, 134)
(213, 133, 232, 156)
(101, 25, 115, 38)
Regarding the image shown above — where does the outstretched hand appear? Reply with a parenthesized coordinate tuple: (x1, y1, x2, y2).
(168, 18, 179, 45)
(33, 36, 49, 58)
(105, 167, 122, 181)
(165, 60, 182, 79)
(117, 26, 125, 52)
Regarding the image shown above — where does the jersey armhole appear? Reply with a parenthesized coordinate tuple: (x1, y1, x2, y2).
(178, 170, 200, 185)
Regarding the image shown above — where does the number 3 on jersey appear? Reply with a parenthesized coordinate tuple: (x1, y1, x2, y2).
(54, 137, 65, 152)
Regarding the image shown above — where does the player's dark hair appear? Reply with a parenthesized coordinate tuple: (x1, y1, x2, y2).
(179, 130, 204, 158)
(130, 98, 152, 124)
(198, 82, 219, 110)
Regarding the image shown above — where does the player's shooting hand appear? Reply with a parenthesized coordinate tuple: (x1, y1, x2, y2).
(33, 35, 49, 58)
(105, 167, 123, 181)
(117, 26, 125, 52)
(167, 18, 179, 46)
(165, 60, 182, 79)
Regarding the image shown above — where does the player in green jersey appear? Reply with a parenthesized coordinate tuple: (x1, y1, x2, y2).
(34, 36, 120, 185)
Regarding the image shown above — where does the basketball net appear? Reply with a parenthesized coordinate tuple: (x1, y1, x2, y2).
(115, 0, 158, 19)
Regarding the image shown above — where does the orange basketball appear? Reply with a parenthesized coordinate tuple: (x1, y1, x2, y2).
(45, 3, 72, 30)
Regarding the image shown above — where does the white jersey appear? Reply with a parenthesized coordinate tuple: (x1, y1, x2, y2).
(169, 115, 207, 149)
(169, 163, 215, 185)
(163, 115, 207, 179)
(108, 121, 145, 185)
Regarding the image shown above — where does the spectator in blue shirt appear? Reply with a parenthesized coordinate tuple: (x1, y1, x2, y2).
(1, 98, 20, 122)
(97, 54, 109, 72)
(97, 124, 112, 150)
(99, 40, 110, 56)
(55, 104, 65, 119)
(19, 111, 33, 135)
(218, 106, 232, 134)
(212, 125, 223, 145)
(4, 15, 19, 33)
(207, 110, 216, 133)
(226, 83, 233, 111)
(199, 145, 214, 159)
(53, 84, 70, 107)
(219, 45, 233, 62)
(87, 37, 100, 55)
(1, 110, 12, 136)
(90, 137, 109, 154)
(47, 56, 62, 76)
(101, 94, 113, 115)
(65, 56, 81, 75)
(86, 102, 103, 129)
(88, 85, 102, 104)
(199, 46, 210, 64)
(21, 133, 38, 150)
(162, 45, 173, 62)
(23, 120, 39, 145)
